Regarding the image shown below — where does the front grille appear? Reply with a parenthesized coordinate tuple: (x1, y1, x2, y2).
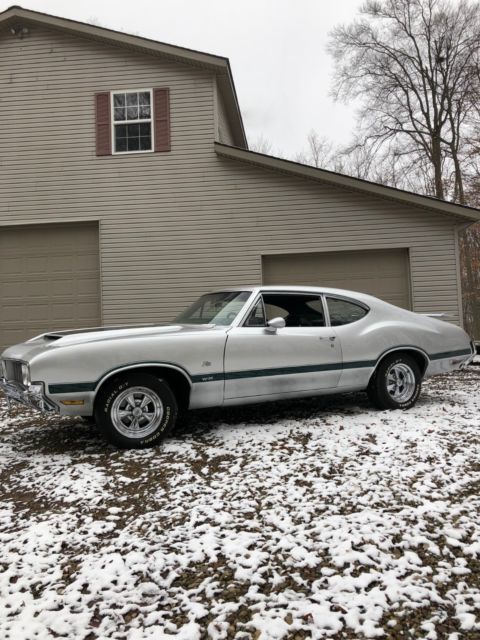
(3, 360, 23, 384)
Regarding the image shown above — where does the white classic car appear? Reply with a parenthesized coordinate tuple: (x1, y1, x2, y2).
(0, 286, 475, 448)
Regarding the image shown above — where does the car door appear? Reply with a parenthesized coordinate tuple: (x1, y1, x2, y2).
(224, 292, 342, 400)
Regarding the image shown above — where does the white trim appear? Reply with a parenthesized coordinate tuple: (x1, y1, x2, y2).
(110, 88, 155, 155)
(0, 217, 101, 227)
(98, 219, 105, 328)
(405, 247, 413, 312)
(260, 244, 411, 257)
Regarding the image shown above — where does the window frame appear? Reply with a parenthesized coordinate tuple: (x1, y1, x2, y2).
(110, 88, 155, 155)
(243, 295, 267, 328)
(323, 294, 370, 327)
(241, 291, 329, 329)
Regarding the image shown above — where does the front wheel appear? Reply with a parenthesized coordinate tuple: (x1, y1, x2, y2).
(94, 373, 178, 448)
(368, 354, 421, 410)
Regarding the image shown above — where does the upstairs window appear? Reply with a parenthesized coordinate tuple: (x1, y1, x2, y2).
(112, 90, 152, 153)
(95, 88, 171, 156)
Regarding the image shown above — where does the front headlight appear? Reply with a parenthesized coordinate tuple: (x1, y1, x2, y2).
(21, 363, 30, 387)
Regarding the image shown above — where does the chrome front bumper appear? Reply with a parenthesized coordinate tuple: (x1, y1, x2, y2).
(0, 378, 58, 414)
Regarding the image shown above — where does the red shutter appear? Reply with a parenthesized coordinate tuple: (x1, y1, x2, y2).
(154, 88, 171, 152)
(95, 92, 111, 156)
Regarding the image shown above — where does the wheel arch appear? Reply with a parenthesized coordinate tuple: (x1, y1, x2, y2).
(369, 347, 429, 383)
(93, 363, 192, 412)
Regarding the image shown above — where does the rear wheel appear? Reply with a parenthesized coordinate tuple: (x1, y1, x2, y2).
(94, 373, 177, 448)
(368, 353, 421, 410)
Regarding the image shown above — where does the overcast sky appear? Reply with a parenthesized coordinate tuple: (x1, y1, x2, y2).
(0, 0, 366, 155)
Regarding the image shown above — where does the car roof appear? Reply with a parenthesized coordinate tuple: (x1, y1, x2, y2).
(210, 285, 381, 306)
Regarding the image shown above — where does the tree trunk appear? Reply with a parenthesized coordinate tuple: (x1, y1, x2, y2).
(452, 155, 465, 205)
(432, 137, 444, 199)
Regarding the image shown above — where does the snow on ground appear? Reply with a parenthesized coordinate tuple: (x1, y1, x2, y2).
(0, 366, 479, 640)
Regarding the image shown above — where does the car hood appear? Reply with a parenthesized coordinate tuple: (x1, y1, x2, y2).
(1, 323, 223, 361)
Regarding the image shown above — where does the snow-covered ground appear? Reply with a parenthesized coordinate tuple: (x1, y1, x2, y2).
(0, 366, 479, 640)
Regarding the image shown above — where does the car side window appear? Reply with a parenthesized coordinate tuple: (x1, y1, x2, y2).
(245, 298, 267, 327)
(244, 295, 326, 328)
(264, 302, 288, 322)
(327, 297, 368, 326)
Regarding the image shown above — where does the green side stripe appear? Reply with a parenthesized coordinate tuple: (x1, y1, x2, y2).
(224, 362, 343, 380)
(47, 348, 472, 394)
(190, 373, 225, 383)
(49, 382, 96, 394)
(343, 359, 377, 370)
(429, 348, 472, 360)
(49, 360, 374, 393)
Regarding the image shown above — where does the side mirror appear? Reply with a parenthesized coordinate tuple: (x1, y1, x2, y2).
(265, 317, 286, 333)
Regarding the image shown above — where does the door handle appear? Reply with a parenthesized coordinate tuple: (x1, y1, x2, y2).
(329, 336, 336, 341)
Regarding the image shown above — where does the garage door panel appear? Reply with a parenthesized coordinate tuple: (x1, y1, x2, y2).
(0, 223, 100, 352)
(263, 249, 411, 309)
(77, 279, 99, 295)
(2, 256, 25, 275)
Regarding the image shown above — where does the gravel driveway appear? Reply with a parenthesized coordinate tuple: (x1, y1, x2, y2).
(1, 366, 479, 639)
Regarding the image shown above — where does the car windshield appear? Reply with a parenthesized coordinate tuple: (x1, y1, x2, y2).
(175, 291, 251, 326)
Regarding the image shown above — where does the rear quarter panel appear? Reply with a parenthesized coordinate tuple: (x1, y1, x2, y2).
(335, 304, 471, 388)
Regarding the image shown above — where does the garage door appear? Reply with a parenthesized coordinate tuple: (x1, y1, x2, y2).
(0, 222, 100, 352)
(262, 249, 411, 309)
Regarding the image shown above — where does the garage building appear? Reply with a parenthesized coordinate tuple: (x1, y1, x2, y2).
(1, 6, 479, 352)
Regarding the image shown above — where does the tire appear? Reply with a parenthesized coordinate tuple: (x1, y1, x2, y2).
(94, 373, 178, 448)
(367, 353, 421, 410)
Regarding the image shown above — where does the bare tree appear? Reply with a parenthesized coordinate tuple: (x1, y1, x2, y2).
(337, 139, 382, 180)
(459, 227, 480, 338)
(329, 0, 480, 339)
(295, 130, 337, 169)
(294, 130, 381, 178)
(295, 130, 409, 183)
(250, 134, 273, 155)
(329, 0, 480, 202)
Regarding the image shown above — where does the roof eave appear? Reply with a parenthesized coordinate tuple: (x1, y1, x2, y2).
(216, 72, 248, 149)
(0, 6, 247, 148)
(0, 6, 227, 69)
(214, 143, 480, 223)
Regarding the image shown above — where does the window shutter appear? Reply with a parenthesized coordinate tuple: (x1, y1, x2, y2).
(154, 88, 171, 152)
(95, 92, 111, 156)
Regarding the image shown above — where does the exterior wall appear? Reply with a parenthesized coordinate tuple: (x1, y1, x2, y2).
(0, 24, 216, 326)
(0, 24, 464, 329)
(214, 78, 235, 145)
(196, 156, 463, 325)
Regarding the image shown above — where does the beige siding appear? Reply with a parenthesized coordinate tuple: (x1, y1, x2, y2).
(215, 78, 235, 145)
(198, 157, 461, 323)
(0, 24, 463, 332)
(263, 249, 411, 309)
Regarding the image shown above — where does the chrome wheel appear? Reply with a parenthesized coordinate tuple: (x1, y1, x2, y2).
(386, 363, 416, 403)
(111, 386, 164, 438)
